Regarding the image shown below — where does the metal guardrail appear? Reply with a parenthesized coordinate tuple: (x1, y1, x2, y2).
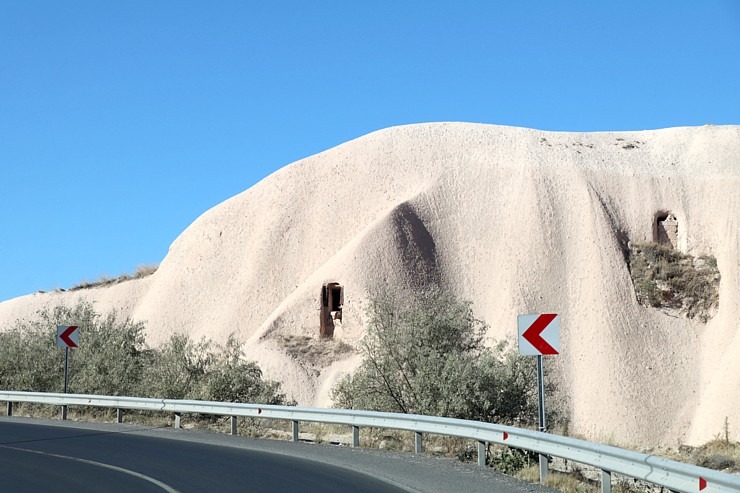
(1, 391, 738, 493)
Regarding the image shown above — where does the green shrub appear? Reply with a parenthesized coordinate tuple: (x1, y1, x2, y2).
(0, 302, 147, 395)
(332, 288, 552, 426)
(629, 242, 720, 321)
(0, 309, 64, 392)
(139, 333, 213, 399)
(490, 447, 538, 474)
(68, 305, 146, 396)
(0, 301, 289, 406)
(193, 335, 290, 405)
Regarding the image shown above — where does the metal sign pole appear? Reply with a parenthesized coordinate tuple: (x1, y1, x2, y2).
(537, 354, 548, 483)
(62, 346, 69, 420)
(64, 347, 70, 394)
(537, 354, 546, 432)
(57, 325, 79, 421)
(518, 313, 559, 486)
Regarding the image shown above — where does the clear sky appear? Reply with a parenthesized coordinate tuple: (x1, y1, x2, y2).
(1, 1, 739, 302)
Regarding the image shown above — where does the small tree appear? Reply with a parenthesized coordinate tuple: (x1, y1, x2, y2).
(1, 301, 290, 406)
(140, 333, 214, 399)
(193, 335, 289, 405)
(332, 288, 546, 426)
(0, 309, 62, 392)
(0, 301, 145, 395)
(68, 304, 147, 396)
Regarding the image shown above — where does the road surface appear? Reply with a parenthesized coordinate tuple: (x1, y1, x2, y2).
(0, 417, 556, 492)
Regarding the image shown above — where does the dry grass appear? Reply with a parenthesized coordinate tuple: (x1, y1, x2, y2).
(66, 264, 159, 291)
(518, 466, 600, 493)
(653, 438, 739, 473)
(628, 242, 720, 322)
(516, 464, 663, 493)
(279, 335, 354, 367)
(9, 403, 172, 428)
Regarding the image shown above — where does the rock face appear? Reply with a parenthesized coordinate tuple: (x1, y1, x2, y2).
(1, 123, 739, 448)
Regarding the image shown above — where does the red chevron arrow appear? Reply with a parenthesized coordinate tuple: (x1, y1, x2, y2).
(59, 326, 78, 348)
(522, 314, 558, 355)
(700, 477, 707, 491)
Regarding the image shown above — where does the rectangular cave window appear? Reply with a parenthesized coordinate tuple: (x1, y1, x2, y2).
(320, 282, 343, 338)
(331, 285, 342, 311)
(654, 212, 678, 249)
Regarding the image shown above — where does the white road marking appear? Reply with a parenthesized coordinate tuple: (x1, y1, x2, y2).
(0, 444, 181, 493)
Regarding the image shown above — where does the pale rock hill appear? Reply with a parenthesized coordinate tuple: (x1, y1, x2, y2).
(2, 123, 738, 448)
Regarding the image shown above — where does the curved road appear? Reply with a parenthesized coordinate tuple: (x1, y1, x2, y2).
(0, 417, 556, 493)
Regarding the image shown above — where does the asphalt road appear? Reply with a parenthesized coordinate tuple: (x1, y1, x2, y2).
(0, 417, 556, 493)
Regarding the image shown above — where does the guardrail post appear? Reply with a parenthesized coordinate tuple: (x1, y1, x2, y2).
(231, 416, 237, 436)
(116, 409, 123, 424)
(174, 413, 181, 429)
(414, 431, 423, 453)
(292, 420, 299, 442)
(477, 441, 486, 466)
(352, 425, 360, 447)
(539, 454, 548, 484)
(6, 402, 12, 416)
(62, 405, 68, 421)
(600, 470, 612, 493)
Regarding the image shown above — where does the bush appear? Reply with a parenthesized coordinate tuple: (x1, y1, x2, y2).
(490, 447, 538, 474)
(69, 305, 147, 396)
(629, 242, 720, 321)
(700, 454, 736, 471)
(193, 335, 289, 405)
(0, 301, 289, 406)
(332, 288, 551, 426)
(0, 308, 65, 393)
(0, 302, 146, 395)
(140, 333, 213, 399)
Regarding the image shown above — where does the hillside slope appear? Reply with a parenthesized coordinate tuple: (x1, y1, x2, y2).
(2, 123, 738, 447)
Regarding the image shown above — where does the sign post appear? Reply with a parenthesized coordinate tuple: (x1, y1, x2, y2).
(57, 325, 79, 420)
(537, 355, 546, 432)
(518, 313, 560, 484)
(64, 346, 69, 394)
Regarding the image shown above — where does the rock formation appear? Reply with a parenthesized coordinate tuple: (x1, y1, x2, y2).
(1, 123, 738, 447)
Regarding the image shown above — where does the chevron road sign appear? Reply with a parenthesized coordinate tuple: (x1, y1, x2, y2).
(518, 314, 560, 356)
(57, 326, 79, 348)
(518, 313, 560, 441)
(56, 326, 80, 405)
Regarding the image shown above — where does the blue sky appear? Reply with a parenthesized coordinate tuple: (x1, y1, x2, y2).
(1, 1, 739, 302)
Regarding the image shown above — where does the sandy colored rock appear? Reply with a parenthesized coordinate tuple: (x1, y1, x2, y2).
(1, 123, 738, 448)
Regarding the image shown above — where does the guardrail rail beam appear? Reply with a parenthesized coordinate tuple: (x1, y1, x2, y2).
(1, 391, 739, 493)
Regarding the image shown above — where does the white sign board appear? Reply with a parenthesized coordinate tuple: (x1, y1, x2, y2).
(518, 314, 559, 356)
(57, 326, 79, 348)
